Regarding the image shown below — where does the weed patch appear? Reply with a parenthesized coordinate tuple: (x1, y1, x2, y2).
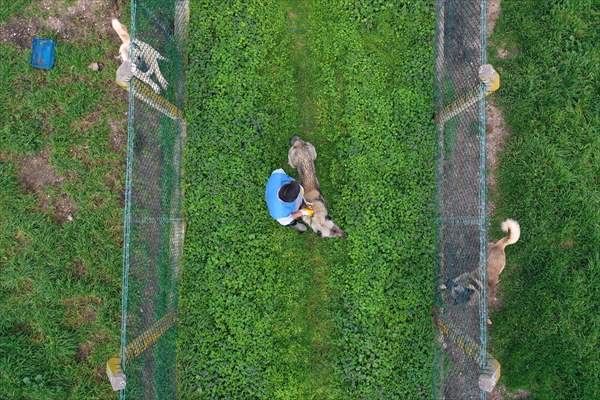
(180, 1, 435, 398)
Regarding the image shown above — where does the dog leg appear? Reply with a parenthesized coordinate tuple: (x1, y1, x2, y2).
(152, 61, 169, 90)
(133, 66, 161, 93)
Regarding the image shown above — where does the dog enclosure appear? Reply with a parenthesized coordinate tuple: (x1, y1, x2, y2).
(111, 0, 499, 398)
(112, 0, 189, 399)
(433, 0, 499, 399)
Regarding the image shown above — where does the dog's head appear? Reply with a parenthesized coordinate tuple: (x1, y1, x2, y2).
(288, 136, 317, 169)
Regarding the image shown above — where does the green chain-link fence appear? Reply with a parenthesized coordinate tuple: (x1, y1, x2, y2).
(114, 1, 188, 398)
(433, 0, 500, 399)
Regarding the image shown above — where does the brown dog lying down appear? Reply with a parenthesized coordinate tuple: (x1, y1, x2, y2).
(288, 136, 344, 238)
(440, 219, 520, 321)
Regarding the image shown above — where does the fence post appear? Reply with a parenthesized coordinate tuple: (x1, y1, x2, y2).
(107, 311, 178, 391)
(435, 64, 500, 125)
(434, 314, 502, 392)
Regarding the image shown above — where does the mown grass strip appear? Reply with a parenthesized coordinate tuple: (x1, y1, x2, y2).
(283, 3, 343, 397)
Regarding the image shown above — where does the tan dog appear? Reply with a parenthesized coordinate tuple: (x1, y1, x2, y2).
(439, 219, 520, 320)
(488, 218, 520, 303)
(288, 136, 344, 238)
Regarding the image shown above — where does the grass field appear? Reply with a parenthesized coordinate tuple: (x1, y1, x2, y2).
(178, 1, 436, 399)
(489, 1, 600, 399)
(0, 1, 128, 399)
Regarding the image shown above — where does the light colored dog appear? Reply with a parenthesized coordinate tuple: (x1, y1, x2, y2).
(440, 219, 520, 322)
(111, 19, 169, 94)
(487, 218, 520, 303)
(288, 136, 344, 238)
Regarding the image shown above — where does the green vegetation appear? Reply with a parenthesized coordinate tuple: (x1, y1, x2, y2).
(0, 1, 31, 24)
(179, 1, 435, 398)
(489, 1, 600, 399)
(0, 2, 128, 399)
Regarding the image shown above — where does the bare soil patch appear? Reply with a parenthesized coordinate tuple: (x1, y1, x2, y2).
(51, 192, 76, 222)
(71, 260, 88, 279)
(491, 385, 531, 400)
(93, 365, 105, 384)
(109, 113, 127, 153)
(62, 295, 101, 328)
(486, 0, 512, 219)
(0, 0, 126, 48)
(487, 0, 516, 60)
(560, 240, 575, 249)
(104, 169, 122, 195)
(486, 101, 511, 216)
(496, 46, 510, 60)
(11, 321, 34, 337)
(487, 0, 502, 38)
(31, 329, 46, 344)
(70, 143, 92, 167)
(75, 331, 110, 363)
(16, 148, 77, 223)
(486, 0, 509, 216)
(19, 278, 34, 294)
(72, 111, 101, 134)
(18, 148, 62, 193)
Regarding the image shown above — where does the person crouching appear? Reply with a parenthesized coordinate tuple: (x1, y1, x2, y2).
(265, 168, 312, 232)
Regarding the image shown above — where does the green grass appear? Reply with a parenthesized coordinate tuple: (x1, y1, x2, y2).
(0, 1, 31, 23)
(489, 1, 600, 399)
(0, 3, 128, 399)
(179, 1, 435, 399)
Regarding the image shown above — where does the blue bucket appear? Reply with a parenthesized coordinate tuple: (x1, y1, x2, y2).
(31, 38, 56, 70)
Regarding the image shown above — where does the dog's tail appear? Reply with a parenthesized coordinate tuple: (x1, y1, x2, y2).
(499, 219, 520, 247)
(112, 19, 130, 45)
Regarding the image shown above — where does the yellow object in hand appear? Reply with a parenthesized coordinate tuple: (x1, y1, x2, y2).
(301, 208, 314, 217)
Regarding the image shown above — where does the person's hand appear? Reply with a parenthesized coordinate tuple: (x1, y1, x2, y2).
(292, 208, 313, 219)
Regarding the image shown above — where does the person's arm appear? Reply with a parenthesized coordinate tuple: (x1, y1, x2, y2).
(291, 210, 304, 219)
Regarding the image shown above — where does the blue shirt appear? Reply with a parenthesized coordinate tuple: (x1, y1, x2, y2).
(265, 169, 303, 225)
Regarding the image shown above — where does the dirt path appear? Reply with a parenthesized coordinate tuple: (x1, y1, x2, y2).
(486, 0, 512, 220)
(285, 2, 339, 397)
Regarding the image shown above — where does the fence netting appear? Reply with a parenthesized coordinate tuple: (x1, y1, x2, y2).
(119, 1, 188, 399)
(433, 1, 493, 399)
